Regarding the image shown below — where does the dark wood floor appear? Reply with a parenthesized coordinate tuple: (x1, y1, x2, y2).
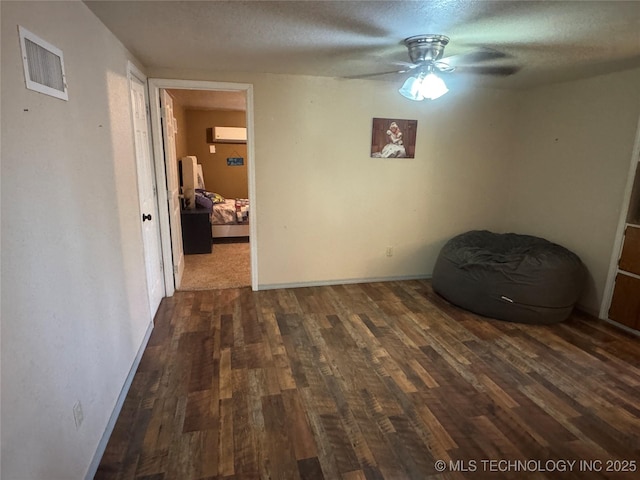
(95, 280, 640, 480)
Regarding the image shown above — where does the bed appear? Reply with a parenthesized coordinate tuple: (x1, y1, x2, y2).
(180, 156, 250, 238)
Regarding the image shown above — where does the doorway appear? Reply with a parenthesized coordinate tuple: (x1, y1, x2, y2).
(170, 88, 249, 290)
(148, 79, 258, 295)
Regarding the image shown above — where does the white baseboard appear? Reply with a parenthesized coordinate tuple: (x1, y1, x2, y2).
(602, 318, 640, 337)
(84, 320, 154, 480)
(258, 274, 431, 291)
(574, 304, 639, 337)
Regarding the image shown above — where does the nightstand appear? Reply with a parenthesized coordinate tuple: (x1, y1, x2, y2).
(181, 208, 212, 254)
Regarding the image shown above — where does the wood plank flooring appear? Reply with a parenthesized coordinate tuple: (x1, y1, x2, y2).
(95, 280, 640, 479)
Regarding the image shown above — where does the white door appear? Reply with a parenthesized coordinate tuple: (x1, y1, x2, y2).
(130, 73, 164, 316)
(160, 89, 185, 289)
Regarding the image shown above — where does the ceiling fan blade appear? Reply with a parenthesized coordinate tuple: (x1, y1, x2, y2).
(450, 64, 521, 76)
(443, 49, 509, 66)
(343, 65, 418, 79)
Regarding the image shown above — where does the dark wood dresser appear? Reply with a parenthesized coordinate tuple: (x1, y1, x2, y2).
(181, 208, 212, 254)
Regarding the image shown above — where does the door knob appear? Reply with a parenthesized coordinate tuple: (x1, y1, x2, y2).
(142, 213, 152, 222)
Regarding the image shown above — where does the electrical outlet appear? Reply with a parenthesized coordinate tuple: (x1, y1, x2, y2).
(386, 246, 393, 257)
(73, 401, 84, 430)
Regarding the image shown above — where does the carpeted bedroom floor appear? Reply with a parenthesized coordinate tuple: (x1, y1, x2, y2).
(179, 239, 251, 290)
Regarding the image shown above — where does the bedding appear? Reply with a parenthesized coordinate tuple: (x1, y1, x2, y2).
(182, 156, 250, 238)
(211, 198, 249, 225)
(195, 189, 249, 225)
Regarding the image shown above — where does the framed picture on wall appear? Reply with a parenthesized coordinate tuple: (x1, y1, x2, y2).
(370, 118, 417, 158)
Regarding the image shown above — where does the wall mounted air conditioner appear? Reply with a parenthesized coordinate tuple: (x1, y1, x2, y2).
(206, 126, 247, 144)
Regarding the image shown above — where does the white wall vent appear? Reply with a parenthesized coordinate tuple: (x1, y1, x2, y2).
(18, 26, 68, 101)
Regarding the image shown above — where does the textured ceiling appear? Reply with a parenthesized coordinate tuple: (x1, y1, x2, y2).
(86, 0, 640, 91)
(167, 89, 247, 111)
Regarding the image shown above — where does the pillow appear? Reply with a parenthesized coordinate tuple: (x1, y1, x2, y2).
(211, 193, 226, 204)
(196, 189, 225, 204)
(194, 192, 213, 211)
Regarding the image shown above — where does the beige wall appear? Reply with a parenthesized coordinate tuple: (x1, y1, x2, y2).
(148, 68, 519, 287)
(505, 68, 640, 315)
(254, 77, 517, 287)
(185, 110, 248, 198)
(2, 2, 150, 479)
(148, 67, 640, 314)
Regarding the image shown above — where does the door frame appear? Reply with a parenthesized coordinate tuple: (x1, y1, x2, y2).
(148, 78, 258, 294)
(600, 114, 640, 319)
(127, 62, 166, 317)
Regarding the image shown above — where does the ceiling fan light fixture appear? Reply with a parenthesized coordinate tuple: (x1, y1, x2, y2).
(419, 72, 448, 100)
(398, 75, 424, 101)
(398, 69, 448, 101)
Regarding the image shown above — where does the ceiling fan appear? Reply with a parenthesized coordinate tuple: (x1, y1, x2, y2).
(354, 34, 521, 101)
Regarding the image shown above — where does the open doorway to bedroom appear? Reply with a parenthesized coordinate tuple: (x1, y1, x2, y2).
(155, 84, 254, 291)
(169, 89, 250, 290)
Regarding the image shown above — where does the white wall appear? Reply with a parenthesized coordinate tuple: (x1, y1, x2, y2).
(1, 2, 151, 479)
(149, 68, 519, 287)
(257, 76, 520, 286)
(505, 68, 640, 315)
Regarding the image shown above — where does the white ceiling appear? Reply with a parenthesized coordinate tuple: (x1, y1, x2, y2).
(86, 0, 640, 95)
(167, 88, 247, 111)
